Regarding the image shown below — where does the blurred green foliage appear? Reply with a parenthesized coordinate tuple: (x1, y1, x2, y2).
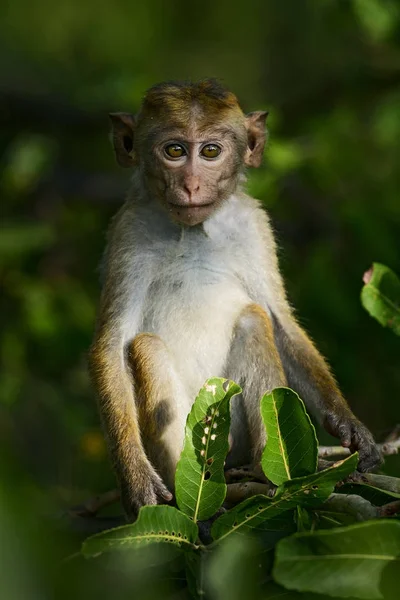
(0, 0, 399, 597)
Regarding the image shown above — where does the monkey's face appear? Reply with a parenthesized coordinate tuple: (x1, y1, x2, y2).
(109, 80, 268, 226)
(143, 124, 247, 226)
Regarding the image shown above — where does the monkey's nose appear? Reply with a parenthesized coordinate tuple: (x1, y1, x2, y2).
(183, 176, 200, 197)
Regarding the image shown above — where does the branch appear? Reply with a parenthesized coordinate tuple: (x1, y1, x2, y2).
(224, 464, 269, 484)
(361, 473, 400, 494)
(322, 493, 378, 520)
(64, 425, 400, 533)
(320, 493, 400, 521)
(67, 489, 120, 518)
(61, 514, 125, 536)
(60, 489, 123, 536)
(377, 500, 400, 517)
(225, 481, 275, 505)
(318, 427, 400, 459)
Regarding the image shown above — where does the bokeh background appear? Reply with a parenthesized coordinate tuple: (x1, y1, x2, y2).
(0, 0, 399, 597)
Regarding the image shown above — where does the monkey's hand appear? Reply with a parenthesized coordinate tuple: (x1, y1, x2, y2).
(120, 459, 173, 522)
(323, 413, 383, 472)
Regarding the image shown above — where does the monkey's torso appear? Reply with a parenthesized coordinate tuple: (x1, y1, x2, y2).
(109, 191, 277, 407)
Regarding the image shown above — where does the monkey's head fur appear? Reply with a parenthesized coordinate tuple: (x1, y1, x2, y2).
(110, 79, 268, 226)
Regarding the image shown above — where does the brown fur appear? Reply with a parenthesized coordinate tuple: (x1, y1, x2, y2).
(91, 79, 382, 521)
(224, 304, 287, 465)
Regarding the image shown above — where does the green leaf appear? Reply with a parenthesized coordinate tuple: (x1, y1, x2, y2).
(273, 520, 400, 599)
(261, 387, 318, 485)
(175, 377, 241, 522)
(338, 482, 400, 507)
(81, 505, 199, 557)
(205, 535, 269, 600)
(185, 551, 205, 600)
(361, 263, 400, 335)
(212, 454, 358, 542)
(295, 507, 313, 532)
(313, 509, 358, 529)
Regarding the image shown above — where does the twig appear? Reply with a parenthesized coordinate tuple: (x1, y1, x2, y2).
(321, 494, 400, 520)
(335, 470, 400, 494)
(361, 473, 400, 494)
(380, 438, 400, 456)
(318, 434, 400, 459)
(322, 493, 378, 520)
(318, 446, 352, 458)
(224, 464, 269, 484)
(61, 514, 125, 535)
(377, 500, 400, 517)
(225, 481, 276, 504)
(67, 489, 120, 518)
(61, 489, 123, 536)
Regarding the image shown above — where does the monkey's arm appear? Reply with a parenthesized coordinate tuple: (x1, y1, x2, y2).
(271, 314, 381, 471)
(89, 211, 172, 520)
(246, 207, 382, 472)
(89, 327, 172, 519)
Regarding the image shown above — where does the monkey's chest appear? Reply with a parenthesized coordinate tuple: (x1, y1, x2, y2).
(140, 258, 250, 396)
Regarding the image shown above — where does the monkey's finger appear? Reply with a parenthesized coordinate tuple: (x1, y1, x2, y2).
(350, 424, 383, 472)
(338, 422, 352, 448)
(159, 487, 173, 502)
(357, 450, 381, 472)
(356, 441, 383, 472)
(153, 479, 173, 503)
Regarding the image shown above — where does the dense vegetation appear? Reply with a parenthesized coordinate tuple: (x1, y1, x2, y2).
(79, 377, 399, 599)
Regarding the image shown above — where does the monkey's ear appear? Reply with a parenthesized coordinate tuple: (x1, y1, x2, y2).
(244, 111, 268, 168)
(109, 112, 137, 168)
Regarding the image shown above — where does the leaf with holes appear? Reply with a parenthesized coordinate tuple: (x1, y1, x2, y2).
(175, 377, 241, 522)
(81, 505, 199, 557)
(211, 454, 358, 542)
(273, 520, 400, 599)
(261, 387, 318, 485)
(361, 262, 400, 335)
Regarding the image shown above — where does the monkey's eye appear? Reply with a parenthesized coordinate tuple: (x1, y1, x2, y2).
(200, 144, 221, 159)
(164, 144, 186, 159)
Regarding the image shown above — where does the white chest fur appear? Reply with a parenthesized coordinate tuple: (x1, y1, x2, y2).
(140, 223, 250, 398)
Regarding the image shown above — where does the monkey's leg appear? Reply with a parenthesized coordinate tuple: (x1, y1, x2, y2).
(128, 333, 189, 492)
(224, 304, 287, 466)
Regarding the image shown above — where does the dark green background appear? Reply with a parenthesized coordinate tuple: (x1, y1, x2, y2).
(0, 1, 399, 596)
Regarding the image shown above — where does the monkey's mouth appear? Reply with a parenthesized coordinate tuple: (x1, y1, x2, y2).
(168, 201, 214, 209)
(167, 201, 216, 225)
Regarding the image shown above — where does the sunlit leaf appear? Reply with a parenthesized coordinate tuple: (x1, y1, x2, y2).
(261, 387, 318, 485)
(361, 263, 400, 335)
(81, 505, 199, 557)
(175, 378, 241, 522)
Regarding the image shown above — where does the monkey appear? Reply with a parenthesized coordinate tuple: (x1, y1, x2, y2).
(89, 79, 382, 521)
